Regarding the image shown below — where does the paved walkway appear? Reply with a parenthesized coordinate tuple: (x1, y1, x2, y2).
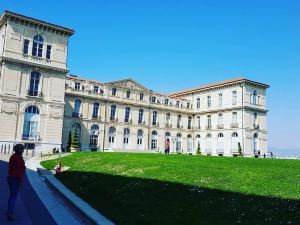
(0, 154, 57, 225)
(0, 154, 91, 225)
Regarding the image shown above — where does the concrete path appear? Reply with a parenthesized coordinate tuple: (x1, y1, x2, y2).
(0, 154, 57, 225)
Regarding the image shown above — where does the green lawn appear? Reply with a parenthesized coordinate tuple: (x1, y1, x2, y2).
(41, 153, 300, 225)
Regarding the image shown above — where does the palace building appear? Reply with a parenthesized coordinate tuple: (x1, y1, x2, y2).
(0, 11, 269, 156)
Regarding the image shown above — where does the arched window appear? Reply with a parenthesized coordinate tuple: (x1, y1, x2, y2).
(22, 106, 40, 140)
(138, 109, 144, 124)
(165, 132, 171, 137)
(253, 90, 257, 105)
(151, 130, 158, 150)
(73, 99, 81, 117)
(32, 35, 43, 57)
(137, 129, 144, 149)
(110, 105, 117, 120)
(152, 111, 158, 125)
(206, 134, 212, 153)
(28, 71, 41, 96)
(231, 132, 239, 153)
(108, 127, 116, 147)
(124, 107, 131, 122)
(90, 124, 99, 150)
(123, 128, 130, 148)
(92, 102, 100, 118)
(72, 122, 81, 148)
(253, 133, 259, 152)
(176, 133, 182, 153)
(217, 133, 224, 153)
(187, 134, 193, 152)
(218, 114, 223, 125)
(188, 116, 192, 129)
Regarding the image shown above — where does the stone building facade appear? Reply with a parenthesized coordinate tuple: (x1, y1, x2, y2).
(0, 11, 269, 156)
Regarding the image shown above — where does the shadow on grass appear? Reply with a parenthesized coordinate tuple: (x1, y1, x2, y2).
(56, 171, 299, 225)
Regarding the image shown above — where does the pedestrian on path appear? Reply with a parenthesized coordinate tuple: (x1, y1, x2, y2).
(6, 144, 26, 221)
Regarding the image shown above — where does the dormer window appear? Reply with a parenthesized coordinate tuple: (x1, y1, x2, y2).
(23, 39, 29, 55)
(75, 82, 81, 90)
(126, 90, 131, 99)
(32, 35, 43, 57)
(112, 88, 117, 96)
(46, 45, 52, 59)
(93, 85, 99, 93)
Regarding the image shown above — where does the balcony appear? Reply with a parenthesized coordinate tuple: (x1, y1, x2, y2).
(231, 123, 239, 128)
(72, 112, 83, 118)
(188, 126, 193, 130)
(110, 117, 118, 122)
(165, 123, 172, 128)
(231, 148, 238, 155)
(152, 122, 159, 127)
(217, 148, 224, 154)
(205, 125, 212, 130)
(27, 90, 43, 98)
(124, 119, 132, 124)
(22, 134, 41, 141)
(253, 123, 259, 129)
(205, 149, 212, 155)
(92, 114, 101, 120)
(217, 124, 224, 129)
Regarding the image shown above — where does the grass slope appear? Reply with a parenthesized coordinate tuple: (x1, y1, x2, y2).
(42, 153, 300, 225)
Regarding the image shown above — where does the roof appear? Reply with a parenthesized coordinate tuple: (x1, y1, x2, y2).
(0, 10, 74, 36)
(67, 74, 104, 85)
(169, 77, 270, 97)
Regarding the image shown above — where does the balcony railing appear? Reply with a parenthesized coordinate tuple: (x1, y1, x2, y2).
(205, 125, 212, 130)
(187, 126, 193, 130)
(72, 112, 83, 118)
(92, 114, 100, 119)
(124, 119, 132, 124)
(110, 117, 118, 122)
(231, 148, 238, 154)
(217, 148, 224, 154)
(22, 134, 41, 141)
(253, 124, 259, 129)
(27, 90, 43, 97)
(231, 123, 239, 128)
(205, 149, 212, 154)
(165, 123, 172, 128)
(217, 124, 224, 129)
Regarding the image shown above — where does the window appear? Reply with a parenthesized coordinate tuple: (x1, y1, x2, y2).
(93, 85, 99, 93)
(23, 39, 29, 55)
(92, 102, 99, 118)
(218, 93, 223, 107)
(188, 116, 192, 129)
(46, 45, 52, 59)
(152, 111, 158, 125)
(123, 128, 130, 147)
(254, 112, 258, 124)
(207, 96, 211, 107)
(232, 91, 237, 105)
(176, 133, 182, 153)
(75, 82, 81, 90)
(196, 98, 200, 109)
(112, 88, 117, 96)
(258, 96, 261, 105)
(231, 132, 239, 152)
(253, 90, 257, 105)
(90, 124, 99, 149)
(232, 112, 237, 124)
(165, 99, 169, 105)
(253, 133, 258, 152)
(151, 96, 156, 103)
(187, 134, 193, 152)
(140, 93, 144, 101)
(28, 71, 40, 96)
(187, 103, 190, 109)
(151, 131, 158, 150)
(110, 105, 117, 120)
(206, 134, 212, 152)
(137, 129, 144, 147)
(22, 106, 40, 140)
(138, 109, 144, 124)
(124, 107, 131, 122)
(166, 113, 171, 124)
(218, 114, 223, 125)
(177, 115, 181, 128)
(73, 99, 81, 117)
(217, 133, 224, 152)
(126, 90, 131, 99)
(197, 116, 201, 129)
(32, 35, 43, 57)
(207, 115, 212, 128)
(108, 127, 116, 147)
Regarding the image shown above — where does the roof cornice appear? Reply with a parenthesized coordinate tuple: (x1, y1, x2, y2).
(0, 10, 74, 36)
(0, 56, 69, 73)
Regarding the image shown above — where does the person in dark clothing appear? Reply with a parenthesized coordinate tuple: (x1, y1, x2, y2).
(6, 144, 26, 221)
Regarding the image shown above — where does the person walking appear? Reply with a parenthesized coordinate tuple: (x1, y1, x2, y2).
(6, 144, 26, 221)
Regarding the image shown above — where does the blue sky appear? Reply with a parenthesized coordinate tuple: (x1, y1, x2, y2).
(1, 0, 300, 151)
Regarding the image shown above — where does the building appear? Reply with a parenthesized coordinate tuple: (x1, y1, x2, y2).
(0, 10, 74, 152)
(0, 11, 269, 156)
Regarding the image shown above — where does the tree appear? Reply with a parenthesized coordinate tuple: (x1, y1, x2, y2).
(238, 142, 243, 156)
(71, 128, 79, 152)
(196, 142, 201, 155)
(67, 131, 72, 152)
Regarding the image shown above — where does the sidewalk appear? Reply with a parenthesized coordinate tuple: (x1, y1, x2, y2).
(0, 154, 57, 225)
(0, 154, 88, 225)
